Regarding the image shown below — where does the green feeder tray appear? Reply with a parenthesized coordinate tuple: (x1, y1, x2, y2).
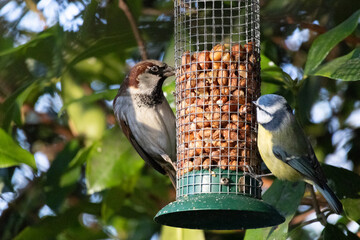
(154, 169, 284, 230)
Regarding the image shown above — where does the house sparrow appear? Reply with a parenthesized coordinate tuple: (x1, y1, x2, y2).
(113, 60, 177, 187)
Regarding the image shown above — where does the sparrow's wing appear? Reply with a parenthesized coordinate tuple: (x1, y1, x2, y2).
(119, 119, 166, 175)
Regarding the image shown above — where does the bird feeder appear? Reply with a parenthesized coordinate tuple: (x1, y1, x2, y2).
(155, 0, 284, 229)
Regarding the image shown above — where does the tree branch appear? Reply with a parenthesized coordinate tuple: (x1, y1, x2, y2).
(142, 8, 172, 16)
(290, 208, 314, 225)
(309, 184, 327, 225)
(118, 0, 148, 60)
(25, 0, 47, 29)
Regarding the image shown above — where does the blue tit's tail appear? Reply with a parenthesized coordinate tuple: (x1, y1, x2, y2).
(316, 183, 343, 214)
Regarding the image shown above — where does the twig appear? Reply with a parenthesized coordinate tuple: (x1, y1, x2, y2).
(266, 15, 360, 45)
(25, 0, 47, 30)
(118, 0, 148, 60)
(300, 196, 328, 207)
(290, 208, 314, 225)
(299, 217, 322, 228)
(308, 184, 327, 225)
(142, 8, 172, 16)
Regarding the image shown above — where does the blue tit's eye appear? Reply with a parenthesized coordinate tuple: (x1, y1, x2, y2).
(150, 66, 159, 72)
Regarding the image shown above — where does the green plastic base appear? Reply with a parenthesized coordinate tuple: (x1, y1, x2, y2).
(154, 194, 284, 230)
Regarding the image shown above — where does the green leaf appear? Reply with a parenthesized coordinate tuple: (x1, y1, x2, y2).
(160, 226, 205, 240)
(288, 225, 313, 240)
(321, 164, 360, 199)
(14, 202, 102, 240)
(0, 31, 54, 57)
(312, 48, 360, 81)
(261, 54, 296, 89)
(67, 34, 135, 70)
(44, 140, 82, 211)
(244, 180, 306, 240)
(342, 198, 360, 224)
(59, 89, 118, 115)
(61, 72, 106, 144)
(321, 224, 359, 240)
(101, 187, 128, 222)
(0, 128, 36, 169)
(322, 164, 360, 223)
(304, 10, 360, 75)
(85, 127, 144, 194)
(0, 79, 39, 130)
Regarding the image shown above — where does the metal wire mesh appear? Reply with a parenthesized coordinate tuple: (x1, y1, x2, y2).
(174, 0, 261, 199)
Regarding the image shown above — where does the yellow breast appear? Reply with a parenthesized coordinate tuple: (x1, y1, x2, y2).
(257, 125, 302, 181)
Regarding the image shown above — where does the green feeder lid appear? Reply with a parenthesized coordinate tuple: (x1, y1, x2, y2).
(154, 193, 284, 230)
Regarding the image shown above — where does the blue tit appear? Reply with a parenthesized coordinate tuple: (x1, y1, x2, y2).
(253, 94, 343, 214)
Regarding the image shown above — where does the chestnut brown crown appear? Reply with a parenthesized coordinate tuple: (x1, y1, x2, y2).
(126, 60, 175, 90)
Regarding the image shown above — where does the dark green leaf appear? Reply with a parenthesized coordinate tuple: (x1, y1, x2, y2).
(322, 224, 349, 240)
(45, 140, 81, 211)
(322, 164, 360, 223)
(321, 164, 360, 199)
(244, 180, 306, 240)
(14, 202, 101, 240)
(304, 10, 360, 75)
(0, 79, 39, 130)
(313, 48, 360, 81)
(0, 31, 54, 57)
(0, 128, 36, 169)
(101, 187, 128, 222)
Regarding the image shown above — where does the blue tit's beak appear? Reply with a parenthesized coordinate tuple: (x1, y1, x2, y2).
(252, 101, 259, 108)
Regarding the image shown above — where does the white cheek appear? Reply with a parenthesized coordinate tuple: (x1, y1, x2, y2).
(257, 109, 273, 124)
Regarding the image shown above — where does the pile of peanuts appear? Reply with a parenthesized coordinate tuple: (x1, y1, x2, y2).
(176, 42, 260, 176)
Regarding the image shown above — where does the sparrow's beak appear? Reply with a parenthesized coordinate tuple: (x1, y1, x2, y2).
(162, 66, 175, 77)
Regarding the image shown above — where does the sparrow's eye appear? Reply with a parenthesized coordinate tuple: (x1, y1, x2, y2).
(150, 66, 159, 72)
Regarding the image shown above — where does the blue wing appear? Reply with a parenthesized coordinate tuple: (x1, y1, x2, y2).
(272, 145, 343, 214)
(272, 145, 324, 186)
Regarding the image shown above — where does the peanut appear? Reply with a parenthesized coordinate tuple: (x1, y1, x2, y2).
(217, 70, 229, 85)
(210, 44, 225, 61)
(177, 41, 259, 175)
(218, 158, 229, 170)
(232, 89, 245, 104)
(221, 100, 238, 112)
(182, 51, 191, 68)
(202, 158, 211, 170)
(229, 73, 238, 91)
(231, 44, 245, 60)
(229, 160, 238, 171)
(198, 50, 211, 69)
(244, 42, 254, 53)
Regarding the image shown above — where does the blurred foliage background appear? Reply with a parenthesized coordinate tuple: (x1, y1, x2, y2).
(0, 0, 359, 239)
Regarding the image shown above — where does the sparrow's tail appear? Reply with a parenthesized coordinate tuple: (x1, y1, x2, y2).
(316, 183, 343, 214)
(167, 171, 176, 189)
(161, 154, 177, 189)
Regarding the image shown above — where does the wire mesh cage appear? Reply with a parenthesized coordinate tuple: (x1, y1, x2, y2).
(155, 0, 284, 230)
